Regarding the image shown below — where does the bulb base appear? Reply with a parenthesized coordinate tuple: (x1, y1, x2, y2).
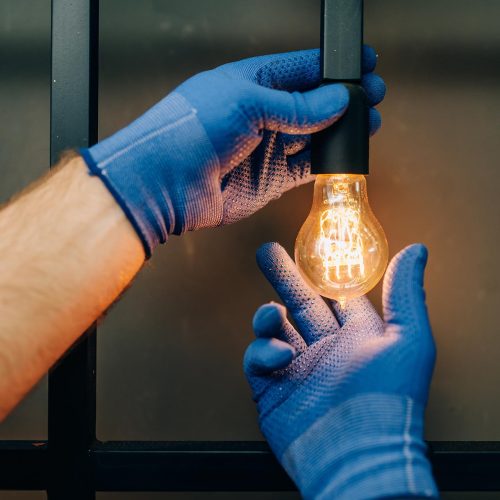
(311, 83, 369, 175)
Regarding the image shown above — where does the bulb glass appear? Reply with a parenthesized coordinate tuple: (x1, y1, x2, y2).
(295, 174, 388, 306)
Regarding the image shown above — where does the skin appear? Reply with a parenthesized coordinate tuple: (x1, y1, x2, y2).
(0, 154, 144, 420)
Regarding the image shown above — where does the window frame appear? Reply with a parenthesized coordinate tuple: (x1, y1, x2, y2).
(0, 1, 499, 497)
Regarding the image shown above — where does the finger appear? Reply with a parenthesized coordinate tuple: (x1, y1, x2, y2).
(362, 73, 386, 107)
(251, 49, 321, 91)
(369, 108, 382, 136)
(331, 296, 384, 335)
(280, 111, 380, 143)
(285, 150, 314, 189)
(231, 46, 378, 91)
(382, 244, 434, 347)
(252, 84, 349, 134)
(281, 133, 310, 156)
(362, 44, 378, 73)
(253, 303, 307, 353)
(256, 242, 340, 344)
(243, 338, 295, 376)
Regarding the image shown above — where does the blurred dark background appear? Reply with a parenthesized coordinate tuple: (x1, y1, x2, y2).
(0, 0, 499, 498)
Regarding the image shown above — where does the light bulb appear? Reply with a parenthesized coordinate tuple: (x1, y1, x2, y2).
(295, 174, 388, 306)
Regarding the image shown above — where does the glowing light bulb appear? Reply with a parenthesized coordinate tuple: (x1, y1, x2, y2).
(295, 174, 388, 306)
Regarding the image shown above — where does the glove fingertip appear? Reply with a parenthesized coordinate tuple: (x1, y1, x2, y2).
(310, 83, 349, 120)
(256, 242, 287, 271)
(244, 338, 295, 376)
(362, 44, 378, 73)
(400, 243, 428, 276)
(369, 108, 382, 136)
(383, 243, 429, 326)
(253, 302, 286, 337)
(362, 72, 386, 106)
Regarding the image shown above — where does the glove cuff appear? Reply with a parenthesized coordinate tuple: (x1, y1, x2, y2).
(80, 92, 220, 258)
(280, 393, 438, 500)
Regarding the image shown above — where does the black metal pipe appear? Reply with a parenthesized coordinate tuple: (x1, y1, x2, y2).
(311, 0, 369, 175)
(48, 0, 99, 498)
(2, 440, 500, 492)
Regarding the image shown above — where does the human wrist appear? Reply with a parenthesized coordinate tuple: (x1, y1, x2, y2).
(80, 92, 220, 257)
(280, 393, 438, 500)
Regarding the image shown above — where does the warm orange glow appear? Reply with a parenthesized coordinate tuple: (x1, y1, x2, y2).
(295, 174, 388, 306)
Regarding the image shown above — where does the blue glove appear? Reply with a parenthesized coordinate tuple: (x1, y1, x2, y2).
(80, 47, 385, 257)
(244, 243, 438, 500)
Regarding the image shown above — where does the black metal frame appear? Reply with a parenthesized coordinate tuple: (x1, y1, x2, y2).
(0, 0, 499, 497)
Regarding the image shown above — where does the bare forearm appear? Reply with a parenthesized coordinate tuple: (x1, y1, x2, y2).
(0, 155, 144, 419)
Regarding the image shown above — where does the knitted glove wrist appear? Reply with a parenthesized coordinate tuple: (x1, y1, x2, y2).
(81, 93, 220, 256)
(282, 394, 437, 500)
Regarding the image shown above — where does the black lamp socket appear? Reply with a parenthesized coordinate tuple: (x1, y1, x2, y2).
(311, 83, 369, 175)
(311, 0, 369, 175)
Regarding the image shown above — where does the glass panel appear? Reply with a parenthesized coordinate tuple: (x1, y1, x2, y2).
(0, 0, 50, 439)
(97, 0, 500, 441)
(364, 0, 500, 441)
(96, 0, 320, 441)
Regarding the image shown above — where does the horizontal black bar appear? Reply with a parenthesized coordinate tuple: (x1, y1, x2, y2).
(1, 441, 500, 492)
(92, 441, 294, 492)
(0, 441, 48, 490)
(429, 441, 500, 491)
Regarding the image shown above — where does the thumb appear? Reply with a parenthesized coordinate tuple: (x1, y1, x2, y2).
(252, 83, 349, 134)
(382, 244, 434, 349)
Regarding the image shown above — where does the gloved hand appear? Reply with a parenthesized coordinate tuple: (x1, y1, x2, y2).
(80, 47, 385, 257)
(244, 243, 438, 500)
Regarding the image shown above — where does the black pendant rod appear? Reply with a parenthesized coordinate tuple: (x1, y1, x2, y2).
(311, 0, 369, 175)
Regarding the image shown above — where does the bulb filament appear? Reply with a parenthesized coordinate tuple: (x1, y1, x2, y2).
(318, 193, 365, 285)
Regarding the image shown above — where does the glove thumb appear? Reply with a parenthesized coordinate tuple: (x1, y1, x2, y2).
(382, 244, 434, 350)
(252, 83, 349, 134)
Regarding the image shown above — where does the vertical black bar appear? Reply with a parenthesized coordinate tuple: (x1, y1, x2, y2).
(321, 0, 363, 82)
(49, 1, 99, 499)
(50, 0, 98, 161)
